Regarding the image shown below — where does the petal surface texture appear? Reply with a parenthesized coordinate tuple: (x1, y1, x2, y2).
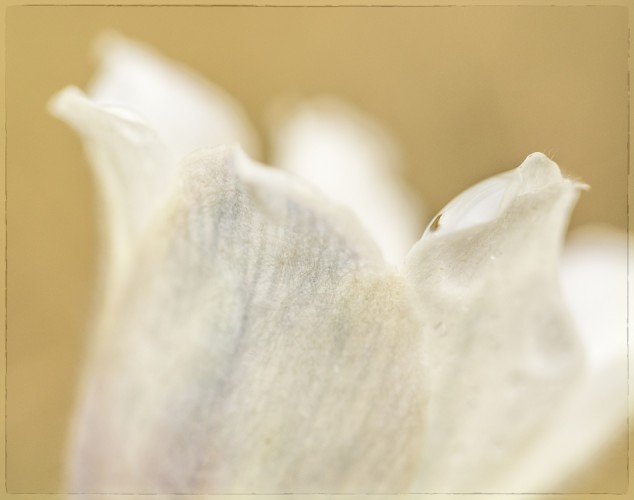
(405, 152, 586, 492)
(89, 31, 260, 159)
(67, 144, 427, 494)
(270, 97, 424, 267)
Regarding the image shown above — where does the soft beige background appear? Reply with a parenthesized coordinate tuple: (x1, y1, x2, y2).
(3, 2, 629, 495)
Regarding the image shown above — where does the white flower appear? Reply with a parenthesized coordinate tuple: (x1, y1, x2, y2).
(49, 33, 627, 495)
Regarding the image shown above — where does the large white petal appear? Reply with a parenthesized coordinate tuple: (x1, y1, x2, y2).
(89, 31, 260, 160)
(67, 144, 427, 494)
(405, 153, 586, 492)
(270, 97, 424, 267)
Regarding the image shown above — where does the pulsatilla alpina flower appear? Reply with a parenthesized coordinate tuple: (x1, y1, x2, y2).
(49, 33, 627, 494)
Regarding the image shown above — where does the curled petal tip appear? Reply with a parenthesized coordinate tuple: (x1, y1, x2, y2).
(48, 85, 84, 120)
(49, 85, 147, 133)
(420, 153, 585, 240)
(48, 86, 105, 133)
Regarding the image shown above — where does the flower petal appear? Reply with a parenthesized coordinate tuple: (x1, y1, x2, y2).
(486, 226, 628, 492)
(68, 145, 427, 494)
(269, 97, 424, 267)
(89, 31, 260, 159)
(560, 225, 627, 369)
(496, 225, 628, 492)
(488, 227, 628, 493)
(49, 86, 176, 293)
(494, 354, 627, 492)
(405, 152, 586, 492)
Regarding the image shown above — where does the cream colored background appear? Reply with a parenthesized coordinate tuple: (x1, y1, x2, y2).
(3, 2, 629, 495)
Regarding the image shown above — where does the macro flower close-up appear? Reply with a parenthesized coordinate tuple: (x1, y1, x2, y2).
(5, 5, 629, 498)
(43, 31, 627, 495)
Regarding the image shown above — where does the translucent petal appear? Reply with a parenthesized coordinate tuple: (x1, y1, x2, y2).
(68, 145, 427, 494)
(405, 152, 586, 492)
(49, 86, 176, 292)
(269, 97, 424, 267)
(89, 31, 260, 159)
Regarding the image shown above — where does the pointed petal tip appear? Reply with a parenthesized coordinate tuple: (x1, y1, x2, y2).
(518, 152, 564, 190)
(520, 152, 589, 192)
